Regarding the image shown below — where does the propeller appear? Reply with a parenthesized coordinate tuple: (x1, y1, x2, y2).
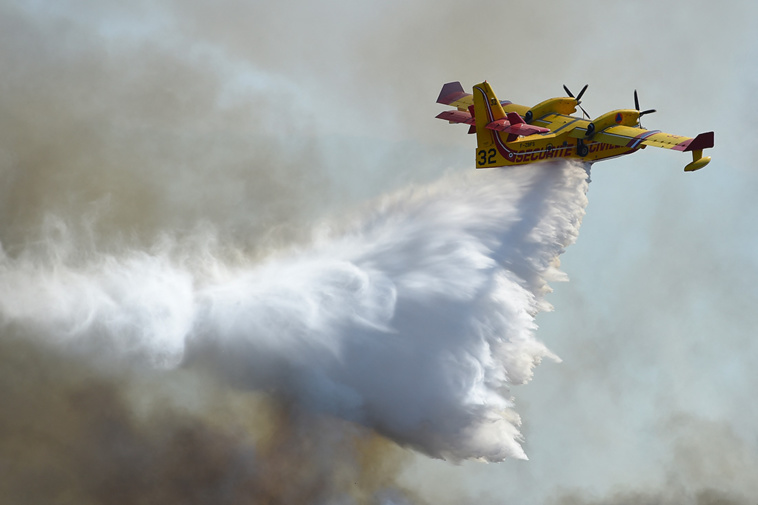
(634, 89, 656, 126)
(563, 84, 590, 118)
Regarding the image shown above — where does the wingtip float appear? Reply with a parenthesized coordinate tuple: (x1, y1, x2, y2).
(436, 81, 714, 172)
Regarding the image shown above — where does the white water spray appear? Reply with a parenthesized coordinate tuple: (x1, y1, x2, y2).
(0, 161, 589, 461)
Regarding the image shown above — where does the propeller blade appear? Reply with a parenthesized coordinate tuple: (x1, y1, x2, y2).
(564, 84, 590, 117)
(633, 90, 656, 126)
(576, 84, 588, 101)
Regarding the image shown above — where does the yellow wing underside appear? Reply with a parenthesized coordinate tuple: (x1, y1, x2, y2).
(568, 124, 693, 151)
(532, 113, 712, 170)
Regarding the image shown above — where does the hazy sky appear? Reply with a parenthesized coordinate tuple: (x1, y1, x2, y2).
(2, 1, 757, 504)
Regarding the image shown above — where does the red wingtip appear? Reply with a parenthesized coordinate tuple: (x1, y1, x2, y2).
(684, 131, 714, 152)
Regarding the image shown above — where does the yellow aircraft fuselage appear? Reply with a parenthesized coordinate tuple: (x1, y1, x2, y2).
(473, 124, 638, 169)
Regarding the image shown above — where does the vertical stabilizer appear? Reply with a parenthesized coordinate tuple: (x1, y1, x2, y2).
(472, 81, 506, 151)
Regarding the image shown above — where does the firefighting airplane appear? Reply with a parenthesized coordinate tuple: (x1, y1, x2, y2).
(436, 81, 713, 172)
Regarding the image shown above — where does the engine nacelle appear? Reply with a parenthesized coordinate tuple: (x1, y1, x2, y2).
(524, 97, 578, 123)
(585, 109, 640, 137)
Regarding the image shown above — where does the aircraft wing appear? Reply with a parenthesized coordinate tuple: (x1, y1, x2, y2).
(569, 124, 714, 171)
(569, 125, 713, 152)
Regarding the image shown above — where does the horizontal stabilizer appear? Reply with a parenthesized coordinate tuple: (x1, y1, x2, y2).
(437, 81, 471, 105)
(484, 118, 510, 131)
(504, 123, 550, 135)
(435, 110, 475, 125)
(485, 116, 550, 136)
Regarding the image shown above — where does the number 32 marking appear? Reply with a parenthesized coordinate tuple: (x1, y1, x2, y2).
(478, 148, 496, 165)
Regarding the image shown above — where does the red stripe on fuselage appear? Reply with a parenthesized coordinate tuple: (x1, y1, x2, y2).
(475, 86, 517, 159)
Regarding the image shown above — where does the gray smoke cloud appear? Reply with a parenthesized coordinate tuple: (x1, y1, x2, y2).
(1, 1, 593, 497)
(0, 0, 339, 258)
(2, 0, 756, 503)
(0, 2, 442, 502)
(0, 335, 420, 504)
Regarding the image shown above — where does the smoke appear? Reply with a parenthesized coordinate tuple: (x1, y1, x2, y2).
(6, 0, 750, 503)
(4, 1, 604, 501)
(1, 0, 592, 476)
(0, 336, 418, 504)
(550, 414, 758, 505)
(0, 0, 335, 256)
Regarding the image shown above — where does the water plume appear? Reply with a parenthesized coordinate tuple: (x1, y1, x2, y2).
(0, 161, 590, 465)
